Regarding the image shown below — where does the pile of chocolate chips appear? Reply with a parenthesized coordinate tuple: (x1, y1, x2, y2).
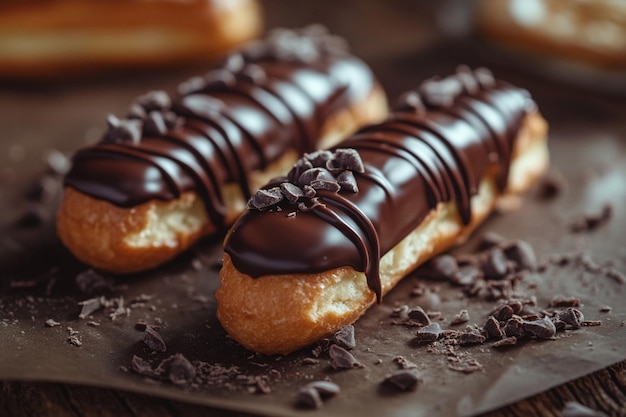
(247, 148, 364, 211)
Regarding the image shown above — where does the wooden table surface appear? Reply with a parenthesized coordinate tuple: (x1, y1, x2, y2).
(1, 1, 625, 416)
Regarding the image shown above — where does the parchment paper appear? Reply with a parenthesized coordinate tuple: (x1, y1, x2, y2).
(1, 4, 625, 416)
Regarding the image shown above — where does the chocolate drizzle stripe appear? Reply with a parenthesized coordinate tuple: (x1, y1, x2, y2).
(313, 191, 382, 301)
(225, 67, 536, 300)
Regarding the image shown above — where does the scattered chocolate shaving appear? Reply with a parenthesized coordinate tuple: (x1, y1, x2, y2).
(393, 356, 418, 370)
(453, 265, 483, 286)
(332, 325, 356, 350)
(451, 309, 470, 325)
(75, 269, 115, 295)
(482, 248, 509, 280)
(328, 345, 363, 370)
(78, 297, 103, 319)
(561, 401, 609, 417)
(143, 325, 167, 353)
(599, 306, 612, 313)
(604, 267, 625, 284)
(477, 231, 506, 251)
(502, 240, 537, 271)
(458, 329, 486, 346)
(581, 320, 602, 327)
(307, 380, 340, 398)
(382, 369, 421, 391)
(570, 204, 612, 233)
(131, 355, 159, 378)
(502, 316, 525, 338)
(557, 308, 585, 328)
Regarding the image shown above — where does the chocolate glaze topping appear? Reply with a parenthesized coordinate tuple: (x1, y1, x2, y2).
(224, 67, 536, 302)
(64, 26, 376, 231)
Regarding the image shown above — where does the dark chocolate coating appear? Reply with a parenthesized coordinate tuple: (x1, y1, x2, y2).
(224, 68, 535, 301)
(63, 27, 376, 231)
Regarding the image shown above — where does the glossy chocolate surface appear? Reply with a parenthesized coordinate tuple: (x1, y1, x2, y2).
(63, 26, 376, 230)
(224, 67, 533, 300)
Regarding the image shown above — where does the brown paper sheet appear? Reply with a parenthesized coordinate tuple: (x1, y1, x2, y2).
(1, 15, 625, 417)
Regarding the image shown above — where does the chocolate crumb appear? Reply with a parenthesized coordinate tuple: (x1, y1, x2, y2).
(453, 265, 483, 286)
(604, 267, 625, 284)
(15, 205, 46, 228)
(482, 248, 509, 280)
(451, 309, 470, 325)
(562, 401, 609, 417)
(458, 329, 486, 346)
(502, 240, 537, 271)
(156, 353, 196, 385)
(477, 231, 506, 251)
(581, 320, 602, 326)
(599, 306, 612, 313)
(131, 355, 158, 377)
(557, 308, 585, 328)
(296, 387, 322, 409)
(492, 336, 518, 348)
(302, 357, 319, 365)
(382, 369, 420, 392)
(328, 344, 363, 370)
(143, 325, 167, 352)
(393, 356, 418, 369)
(75, 269, 115, 295)
(493, 304, 515, 321)
(502, 316, 525, 338)
(45, 319, 61, 327)
(67, 334, 82, 347)
(307, 380, 341, 398)
(549, 296, 581, 308)
(332, 324, 356, 350)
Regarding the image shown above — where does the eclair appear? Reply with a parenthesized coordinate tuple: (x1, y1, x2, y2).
(0, 0, 262, 79)
(218, 67, 549, 355)
(57, 26, 387, 273)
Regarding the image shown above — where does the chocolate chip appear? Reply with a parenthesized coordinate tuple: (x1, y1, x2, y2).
(394, 90, 426, 115)
(296, 386, 323, 409)
(305, 149, 334, 168)
(451, 309, 470, 325)
(522, 317, 556, 339)
(156, 353, 196, 385)
(502, 316, 525, 338)
(420, 255, 459, 281)
(407, 306, 430, 326)
(248, 187, 283, 210)
(420, 77, 463, 108)
(477, 231, 505, 251)
(333, 325, 356, 350)
(493, 304, 514, 321)
(382, 369, 420, 392)
(562, 401, 609, 417)
(415, 322, 442, 343)
(337, 170, 358, 193)
(328, 344, 363, 370)
(549, 296, 581, 308)
(328, 148, 364, 173)
(102, 114, 142, 145)
(280, 182, 304, 202)
(452, 265, 483, 286)
(484, 316, 504, 339)
(558, 308, 584, 328)
(298, 167, 334, 187)
(482, 248, 509, 280)
(143, 325, 167, 352)
(310, 178, 341, 192)
(537, 172, 565, 200)
(503, 240, 537, 271)
(492, 336, 518, 348)
(135, 90, 171, 112)
(240, 64, 266, 84)
(307, 380, 341, 398)
(143, 111, 168, 136)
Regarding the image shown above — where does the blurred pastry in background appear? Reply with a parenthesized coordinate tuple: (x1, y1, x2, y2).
(0, 0, 262, 79)
(476, 0, 626, 70)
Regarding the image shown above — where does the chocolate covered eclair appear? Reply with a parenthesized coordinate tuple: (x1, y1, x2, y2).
(218, 67, 549, 355)
(57, 26, 387, 273)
